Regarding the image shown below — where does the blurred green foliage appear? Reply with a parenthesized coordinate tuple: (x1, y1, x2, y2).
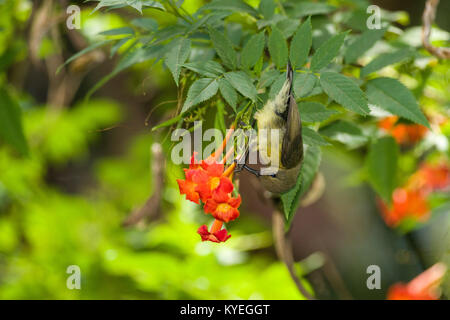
(0, 91, 304, 299)
(0, 0, 449, 300)
(0, 0, 310, 299)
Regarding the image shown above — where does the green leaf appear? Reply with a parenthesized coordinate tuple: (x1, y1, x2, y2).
(152, 114, 182, 131)
(182, 60, 225, 78)
(319, 120, 368, 149)
(366, 136, 399, 202)
(131, 17, 158, 31)
(290, 17, 312, 70)
(269, 73, 286, 99)
(99, 27, 135, 36)
(201, 0, 259, 17)
(208, 26, 237, 70)
(268, 26, 288, 69)
(344, 28, 386, 64)
(86, 44, 166, 99)
(164, 38, 191, 86)
(181, 78, 219, 113)
(276, 18, 300, 38)
(152, 25, 186, 44)
(258, 69, 280, 88)
(361, 49, 413, 77)
(290, 2, 336, 17)
(366, 77, 430, 128)
(215, 101, 227, 133)
(293, 73, 317, 98)
(224, 71, 258, 102)
(57, 40, 112, 74)
(281, 146, 322, 224)
(219, 78, 238, 112)
(0, 88, 28, 155)
(92, 0, 165, 13)
(320, 72, 369, 115)
(302, 127, 329, 146)
(110, 37, 131, 57)
(241, 32, 265, 70)
(310, 32, 348, 71)
(259, 0, 276, 19)
(298, 101, 338, 123)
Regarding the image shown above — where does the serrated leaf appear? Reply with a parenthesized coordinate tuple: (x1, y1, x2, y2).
(366, 136, 399, 202)
(224, 71, 257, 102)
(259, 0, 276, 19)
(319, 120, 368, 149)
(302, 127, 329, 146)
(164, 38, 191, 86)
(298, 101, 338, 123)
(293, 73, 317, 98)
(269, 73, 286, 99)
(281, 146, 322, 224)
(290, 17, 312, 69)
(361, 49, 413, 77)
(219, 78, 238, 112)
(268, 26, 288, 69)
(208, 26, 237, 70)
(366, 77, 429, 128)
(0, 88, 28, 155)
(241, 32, 265, 69)
(320, 72, 369, 115)
(276, 18, 300, 38)
(258, 69, 280, 88)
(344, 28, 386, 64)
(310, 32, 348, 71)
(182, 60, 225, 78)
(181, 78, 219, 113)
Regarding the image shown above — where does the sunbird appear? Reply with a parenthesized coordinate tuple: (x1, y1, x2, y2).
(249, 62, 304, 194)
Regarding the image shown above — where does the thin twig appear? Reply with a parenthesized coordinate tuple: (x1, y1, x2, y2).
(122, 143, 165, 227)
(422, 0, 450, 59)
(272, 210, 316, 300)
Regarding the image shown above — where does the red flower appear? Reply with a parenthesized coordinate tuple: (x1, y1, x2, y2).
(197, 221, 231, 243)
(177, 167, 208, 204)
(378, 116, 427, 145)
(176, 125, 242, 243)
(177, 152, 237, 204)
(387, 263, 447, 300)
(379, 188, 429, 227)
(410, 162, 450, 192)
(378, 160, 449, 227)
(204, 194, 241, 223)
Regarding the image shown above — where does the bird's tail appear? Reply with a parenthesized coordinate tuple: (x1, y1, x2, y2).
(286, 60, 294, 97)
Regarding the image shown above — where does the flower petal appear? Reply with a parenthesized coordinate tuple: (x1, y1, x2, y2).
(203, 199, 218, 214)
(177, 179, 200, 204)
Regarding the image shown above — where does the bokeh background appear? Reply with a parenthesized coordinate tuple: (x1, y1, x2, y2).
(0, 0, 448, 299)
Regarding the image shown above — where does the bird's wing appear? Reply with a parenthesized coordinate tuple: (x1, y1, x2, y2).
(281, 95, 303, 169)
